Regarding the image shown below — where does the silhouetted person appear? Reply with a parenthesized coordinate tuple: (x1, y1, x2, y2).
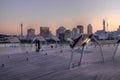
(35, 40, 40, 52)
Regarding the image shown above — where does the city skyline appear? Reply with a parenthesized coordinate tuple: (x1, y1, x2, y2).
(1, 0, 120, 35)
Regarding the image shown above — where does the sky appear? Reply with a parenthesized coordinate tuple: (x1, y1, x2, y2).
(0, 0, 120, 35)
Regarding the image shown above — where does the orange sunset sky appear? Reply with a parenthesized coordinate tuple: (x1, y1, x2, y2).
(0, 0, 120, 35)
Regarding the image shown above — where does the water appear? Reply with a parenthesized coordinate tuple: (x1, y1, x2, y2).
(0, 43, 36, 55)
(0, 43, 64, 55)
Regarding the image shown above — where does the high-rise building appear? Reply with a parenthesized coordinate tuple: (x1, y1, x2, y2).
(77, 25, 84, 34)
(56, 26, 66, 38)
(87, 24, 93, 35)
(40, 27, 50, 39)
(56, 26, 66, 41)
(72, 28, 80, 39)
(64, 30, 72, 40)
(27, 28, 35, 40)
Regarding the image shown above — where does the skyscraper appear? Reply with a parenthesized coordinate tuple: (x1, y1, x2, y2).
(56, 26, 66, 38)
(77, 25, 84, 34)
(27, 28, 35, 40)
(72, 28, 80, 39)
(64, 30, 72, 40)
(56, 26, 66, 41)
(40, 27, 50, 39)
(87, 24, 93, 35)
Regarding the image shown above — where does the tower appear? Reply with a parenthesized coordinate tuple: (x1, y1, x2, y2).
(77, 25, 84, 34)
(56, 26, 66, 41)
(27, 28, 35, 40)
(40, 27, 50, 38)
(21, 23, 23, 36)
(87, 24, 93, 35)
(103, 19, 105, 31)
